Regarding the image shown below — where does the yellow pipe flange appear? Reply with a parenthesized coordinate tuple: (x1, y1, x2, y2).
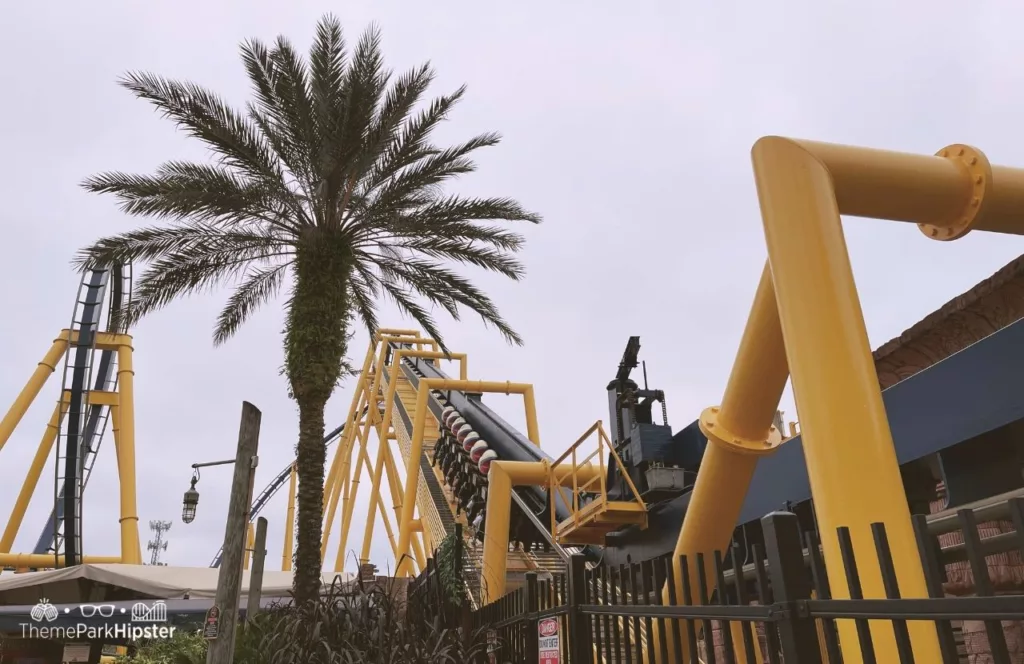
(697, 406, 783, 456)
(919, 144, 992, 241)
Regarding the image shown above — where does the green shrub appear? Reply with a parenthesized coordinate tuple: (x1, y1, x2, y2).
(117, 630, 206, 664)
(121, 578, 489, 664)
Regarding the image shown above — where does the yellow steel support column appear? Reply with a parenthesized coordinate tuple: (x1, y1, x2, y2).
(358, 348, 468, 564)
(751, 138, 954, 662)
(336, 434, 402, 572)
(745, 137, 1024, 661)
(360, 426, 393, 565)
(323, 340, 378, 515)
(1, 401, 68, 553)
(349, 438, 400, 570)
(282, 464, 296, 571)
(322, 393, 366, 558)
(336, 413, 373, 566)
(0, 338, 67, 454)
(396, 379, 541, 577)
(381, 437, 427, 571)
(322, 438, 345, 513)
(655, 263, 787, 663)
(327, 340, 396, 559)
(115, 340, 142, 565)
(395, 386, 430, 577)
(0, 554, 121, 567)
(481, 462, 513, 604)
(481, 460, 604, 604)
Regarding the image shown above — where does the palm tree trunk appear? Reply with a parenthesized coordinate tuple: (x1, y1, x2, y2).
(293, 396, 328, 604)
(286, 239, 352, 605)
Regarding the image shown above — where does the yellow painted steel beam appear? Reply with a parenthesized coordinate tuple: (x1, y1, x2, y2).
(481, 462, 513, 604)
(654, 263, 787, 663)
(420, 379, 540, 446)
(115, 342, 142, 565)
(396, 379, 544, 577)
(478, 457, 605, 603)
(336, 424, 384, 571)
(0, 554, 121, 567)
(329, 343, 390, 551)
(0, 338, 67, 454)
(324, 406, 366, 559)
(336, 408, 374, 567)
(1, 401, 68, 553)
(744, 137, 1024, 662)
(282, 464, 296, 571)
(357, 348, 467, 563)
(350, 439, 400, 570)
(58, 330, 132, 352)
(323, 342, 377, 515)
(380, 433, 427, 571)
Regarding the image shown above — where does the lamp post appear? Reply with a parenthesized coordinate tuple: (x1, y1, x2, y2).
(181, 402, 262, 664)
(180, 459, 240, 525)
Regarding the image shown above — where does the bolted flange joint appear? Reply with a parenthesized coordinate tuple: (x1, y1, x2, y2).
(919, 144, 992, 242)
(697, 406, 783, 456)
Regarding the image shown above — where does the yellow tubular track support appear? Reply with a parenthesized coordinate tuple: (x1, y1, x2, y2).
(655, 262, 787, 663)
(337, 438, 406, 572)
(0, 338, 67, 454)
(729, 136, 1024, 662)
(335, 418, 371, 562)
(321, 387, 368, 558)
(333, 334, 427, 571)
(0, 401, 68, 553)
(0, 554, 121, 567)
(482, 459, 604, 604)
(396, 379, 543, 578)
(381, 436, 427, 571)
(322, 343, 378, 534)
(359, 349, 468, 564)
(750, 137, 1024, 662)
(115, 340, 142, 565)
(282, 464, 296, 571)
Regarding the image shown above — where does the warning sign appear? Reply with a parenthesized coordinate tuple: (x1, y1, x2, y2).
(538, 617, 560, 664)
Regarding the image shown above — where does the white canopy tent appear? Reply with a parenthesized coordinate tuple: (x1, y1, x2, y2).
(0, 564, 353, 606)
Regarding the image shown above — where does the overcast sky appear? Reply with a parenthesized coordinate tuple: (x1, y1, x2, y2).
(2, 0, 1023, 575)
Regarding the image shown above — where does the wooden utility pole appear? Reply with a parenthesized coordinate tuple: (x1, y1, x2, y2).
(206, 402, 261, 664)
(246, 517, 268, 621)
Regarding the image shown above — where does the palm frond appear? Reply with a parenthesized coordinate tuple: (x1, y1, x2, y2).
(371, 256, 523, 346)
(73, 220, 288, 272)
(81, 162, 302, 234)
(123, 251, 261, 327)
(379, 238, 525, 280)
(214, 263, 291, 344)
(354, 85, 466, 199)
(116, 72, 287, 191)
(347, 268, 380, 339)
(268, 36, 319, 187)
(240, 39, 316, 198)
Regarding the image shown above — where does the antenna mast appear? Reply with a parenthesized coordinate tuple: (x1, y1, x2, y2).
(147, 520, 172, 565)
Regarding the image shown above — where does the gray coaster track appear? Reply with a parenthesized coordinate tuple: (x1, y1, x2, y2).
(33, 264, 131, 563)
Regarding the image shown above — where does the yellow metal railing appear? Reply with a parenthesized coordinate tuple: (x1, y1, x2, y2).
(548, 421, 646, 542)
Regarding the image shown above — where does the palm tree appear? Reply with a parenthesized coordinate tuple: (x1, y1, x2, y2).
(76, 15, 540, 605)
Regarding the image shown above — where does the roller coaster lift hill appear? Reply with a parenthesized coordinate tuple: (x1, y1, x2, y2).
(4, 137, 1024, 664)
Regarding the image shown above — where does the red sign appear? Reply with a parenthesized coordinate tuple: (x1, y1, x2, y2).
(538, 617, 560, 663)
